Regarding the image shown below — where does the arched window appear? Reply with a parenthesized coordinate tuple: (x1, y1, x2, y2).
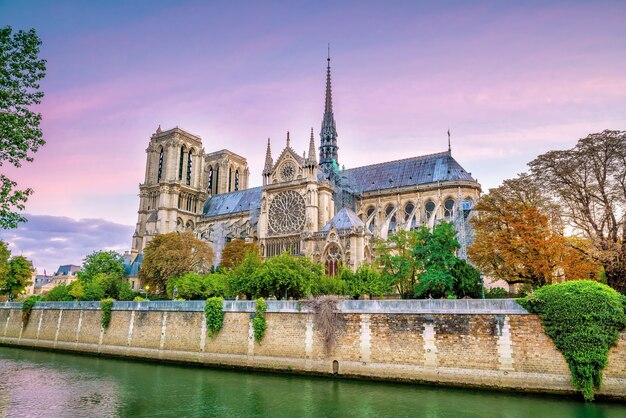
(386, 205, 396, 235)
(178, 146, 185, 180)
(214, 167, 219, 195)
(186, 150, 193, 185)
(405, 202, 417, 230)
(207, 167, 213, 194)
(234, 170, 240, 191)
(228, 167, 232, 192)
(324, 244, 342, 276)
(157, 148, 164, 182)
(366, 206, 376, 233)
(444, 198, 455, 220)
(425, 201, 436, 222)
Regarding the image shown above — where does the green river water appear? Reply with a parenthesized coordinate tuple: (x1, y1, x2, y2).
(0, 346, 624, 418)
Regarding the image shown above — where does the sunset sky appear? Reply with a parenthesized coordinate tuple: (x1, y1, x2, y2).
(1, 0, 625, 273)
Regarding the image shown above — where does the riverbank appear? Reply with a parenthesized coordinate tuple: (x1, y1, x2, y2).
(1, 300, 625, 400)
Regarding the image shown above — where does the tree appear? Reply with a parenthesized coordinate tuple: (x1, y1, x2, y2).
(343, 264, 389, 299)
(228, 251, 263, 299)
(78, 250, 125, 282)
(253, 253, 322, 299)
(139, 232, 214, 295)
(412, 222, 461, 298)
(374, 229, 419, 298)
(451, 259, 482, 298)
(0, 255, 32, 300)
(529, 130, 626, 292)
(219, 239, 258, 270)
(0, 27, 47, 228)
(0, 240, 10, 292)
(468, 174, 599, 289)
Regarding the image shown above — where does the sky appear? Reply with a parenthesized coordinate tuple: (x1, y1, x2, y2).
(1, 0, 625, 273)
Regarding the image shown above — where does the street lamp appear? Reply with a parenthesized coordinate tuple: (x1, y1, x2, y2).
(145, 285, 150, 300)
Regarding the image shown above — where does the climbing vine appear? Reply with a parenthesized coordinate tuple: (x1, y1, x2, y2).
(100, 298, 115, 329)
(518, 281, 626, 401)
(205, 297, 224, 337)
(253, 297, 267, 342)
(21, 295, 43, 326)
(305, 295, 340, 355)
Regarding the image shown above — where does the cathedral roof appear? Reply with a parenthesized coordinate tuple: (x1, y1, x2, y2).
(321, 207, 365, 232)
(343, 151, 476, 193)
(202, 187, 262, 217)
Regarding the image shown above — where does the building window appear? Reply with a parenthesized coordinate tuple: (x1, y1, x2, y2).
(444, 198, 455, 220)
(366, 206, 375, 233)
(214, 167, 219, 195)
(324, 244, 342, 276)
(425, 201, 436, 221)
(234, 170, 240, 191)
(186, 151, 193, 185)
(405, 203, 417, 230)
(178, 146, 184, 180)
(207, 167, 213, 193)
(228, 167, 232, 192)
(157, 148, 164, 182)
(385, 205, 396, 235)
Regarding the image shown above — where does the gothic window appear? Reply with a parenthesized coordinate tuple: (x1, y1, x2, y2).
(268, 190, 306, 234)
(405, 203, 417, 230)
(207, 167, 213, 193)
(234, 170, 240, 191)
(214, 167, 219, 195)
(444, 198, 455, 220)
(186, 150, 193, 185)
(228, 167, 232, 192)
(157, 148, 164, 182)
(425, 200, 436, 222)
(386, 205, 396, 235)
(462, 198, 473, 219)
(366, 206, 375, 233)
(324, 244, 342, 276)
(178, 146, 185, 180)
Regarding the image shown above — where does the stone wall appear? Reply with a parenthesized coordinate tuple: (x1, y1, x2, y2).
(1, 300, 624, 400)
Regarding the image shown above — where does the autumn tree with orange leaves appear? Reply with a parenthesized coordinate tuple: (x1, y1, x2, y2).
(219, 239, 259, 270)
(468, 174, 599, 289)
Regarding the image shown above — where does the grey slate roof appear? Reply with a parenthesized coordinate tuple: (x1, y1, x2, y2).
(321, 207, 365, 232)
(123, 254, 143, 277)
(343, 151, 475, 193)
(202, 187, 262, 217)
(54, 265, 81, 276)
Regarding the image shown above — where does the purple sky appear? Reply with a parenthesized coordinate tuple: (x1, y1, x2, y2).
(1, 0, 626, 273)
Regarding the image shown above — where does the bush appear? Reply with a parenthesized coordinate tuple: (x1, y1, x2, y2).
(253, 297, 267, 342)
(312, 275, 346, 296)
(518, 281, 626, 401)
(83, 280, 105, 301)
(414, 269, 455, 299)
(452, 259, 482, 298)
(485, 287, 509, 299)
(100, 298, 115, 329)
(204, 297, 224, 337)
(21, 295, 43, 326)
(44, 284, 72, 301)
(166, 272, 229, 300)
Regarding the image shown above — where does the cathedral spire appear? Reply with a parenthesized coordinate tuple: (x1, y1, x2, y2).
(319, 46, 339, 173)
(307, 127, 317, 166)
(263, 137, 273, 174)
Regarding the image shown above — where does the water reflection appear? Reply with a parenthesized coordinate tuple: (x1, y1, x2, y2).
(0, 347, 624, 418)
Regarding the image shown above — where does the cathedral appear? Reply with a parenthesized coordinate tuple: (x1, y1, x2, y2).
(128, 56, 481, 276)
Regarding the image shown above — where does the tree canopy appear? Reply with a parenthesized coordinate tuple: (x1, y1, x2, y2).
(529, 130, 625, 292)
(78, 250, 125, 282)
(139, 232, 214, 294)
(219, 239, 258, 270)
(0, 27, 46, 228)
(0, 255, 32, 300)
(469, 174, 599, 289)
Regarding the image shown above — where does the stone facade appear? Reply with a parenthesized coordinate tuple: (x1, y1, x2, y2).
(129, 57, 481, 272)
(1, 300, 625, 399)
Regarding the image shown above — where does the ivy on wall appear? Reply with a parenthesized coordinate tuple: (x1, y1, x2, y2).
(205, 297, 224, 337)
(100, 298, 115, 329)
(253, 298, 267, 342)
(21, 295, 43, 326)
(518, 281, 626, 401)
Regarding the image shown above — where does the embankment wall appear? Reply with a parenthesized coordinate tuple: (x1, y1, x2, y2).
(1, 300, 624, 399)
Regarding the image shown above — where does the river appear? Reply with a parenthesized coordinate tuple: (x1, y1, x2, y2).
(0, 346, 624, 417)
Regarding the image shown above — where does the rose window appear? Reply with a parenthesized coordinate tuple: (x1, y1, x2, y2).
(268, 190, 306, 234)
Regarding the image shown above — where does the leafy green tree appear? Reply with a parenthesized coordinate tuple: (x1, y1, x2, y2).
(0, 255, 32, 300)
(254, 253, 322, 299)
(78, 251, 125, 283)
(375, 229, 419, 298)
(342, 265, 388, 299)
(139, 232, 214, 295)
(44, 284, 72, 301)
(412, 222, 461, 298)
(0, 27, 47, 228)
(166, 272, 229, 300)
(451, 259, 483, 298)
(0, 240, 10, 293)
(228, 251, 263, 299)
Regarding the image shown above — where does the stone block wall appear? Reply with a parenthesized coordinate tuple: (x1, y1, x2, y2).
(0, 300, 624, 400)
